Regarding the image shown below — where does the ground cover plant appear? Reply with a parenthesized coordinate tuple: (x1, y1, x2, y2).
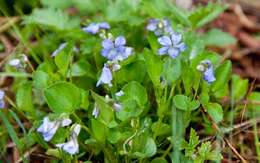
(0, 0, 260, 162)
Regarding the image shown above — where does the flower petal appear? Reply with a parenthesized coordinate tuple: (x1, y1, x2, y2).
(0, 90, 5, 100)
(0, 100, 5, 109)
(176, 42, 186, 52)
(98, 22, 110, 29)
(115, 90, 124, 97)
(51, 43, 67, 57)
(92, 104, 99, 118)
(8, 59, 20, 67)
(171, 33, 182, 44)
(37, 117, 59, 142)
(158, 36, 172, 46)
(107, 49, 118, 61)
(203, 68, 216, 83)
(61, 118, 72, 127)
(112, 63, 121, 72)
(154, 29, 163, 36)
(162, 19, 171, 27)
(123, 47, 133, 59)
(146, 19, 159, 31)
(56, 139, 79, 155)
(96, 65, 113, 87)
(82, 23, 100, 34)
(158, 47, 169, 55)
(102, 39, 114, 49)
(115, 36, 126, 47)
(113, 103, 122, 112)
(73, 124, 81, 136)
(168, 47, 180, 58)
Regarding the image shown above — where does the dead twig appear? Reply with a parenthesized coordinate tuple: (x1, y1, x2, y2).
(0, 17, 20, 33)
(224, 138, 248, 163)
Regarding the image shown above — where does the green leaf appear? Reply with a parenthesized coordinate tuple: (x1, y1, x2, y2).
(132, 137, 157, 158)
(50, 128, 68, 144)
(151, 122, 171, 136)
(147, 34, 159, 54)
(121, 81, 147, 106)
(173, 95, 200, 111)
(91, 91, 114, 125)
(151, 157, 168, 163)
(54, 44, 73, 76)
(68, 60, 95, 78)
(116, 61, 146, 84)
(189, 3, 225, 28)
(16, 82, 34, 115)
(162, 57, 182, 84)
(183, 128, 200, 158)
(91, 119, 108, 143)
(80, 90, 89, 110)
(189, 100, 200, 111)
(23, 8, 80, 30)
(41, 0, 72, 9)
(173, 95, 189, 111)
(0, 111, 23, 151)
(107, 129, 123, 144)
(46, 148, 61, 158)
(44, 82, 81, 113)
(143, 48, 162, 86)
(202, 29, 237, 47)
(105, 0, 141, 24)
(248, 92, 260, 103)
(33, 70, 49, 89)
(248, 92, 260, 111)
(142, 0, 166, 18)
(143, 137, 157, 157)
(213, 83, 229, 99)
(211, 60, 232, 92)
(169, 4, 191, 26)
(231, 75, 248, 101)
(204, 103, 223, 123)
(198, 142, 211, 159)
(116, 100, 141, 121)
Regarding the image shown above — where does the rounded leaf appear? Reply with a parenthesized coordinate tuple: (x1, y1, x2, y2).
(44, 82, 81, 113)
(204, 103, 223, 123)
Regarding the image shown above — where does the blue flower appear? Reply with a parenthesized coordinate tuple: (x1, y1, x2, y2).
(92, 104, 99, 118)
(146, 18, 173, 36)
(56, 124, 81, 155)
(115, 90, 124, 97)
(37, 117, 72, 142)
(0, 90, 5, 109)
(157, 32, 186, 58)
(101, 36, 133, 61)
(51, 43, 67, 57)
(82, 22, 110, 34)
(113, 103, 122, 112)
(197, 60, 216, 83)
(8, 54, 28, 69)
(96, 64, 113, 87)
(51, 43, 79, 57)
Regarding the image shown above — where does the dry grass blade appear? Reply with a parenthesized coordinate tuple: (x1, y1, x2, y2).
(224, 138, 248, 163)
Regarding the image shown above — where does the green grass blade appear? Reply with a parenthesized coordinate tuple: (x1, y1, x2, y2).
(0, 111, 23, 152)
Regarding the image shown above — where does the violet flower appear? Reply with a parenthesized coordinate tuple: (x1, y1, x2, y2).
(96, 64, 113, 87)
(157, 32, 186, 58)
(101, 36, 133, 61)
(146, 18, 173, 36)
(37, 117, 72, 142)
(197, 60, 216, 83)
(56, 124, 81, 155)
(82, 22, 110, 34)
(0, 90, 5, 109)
